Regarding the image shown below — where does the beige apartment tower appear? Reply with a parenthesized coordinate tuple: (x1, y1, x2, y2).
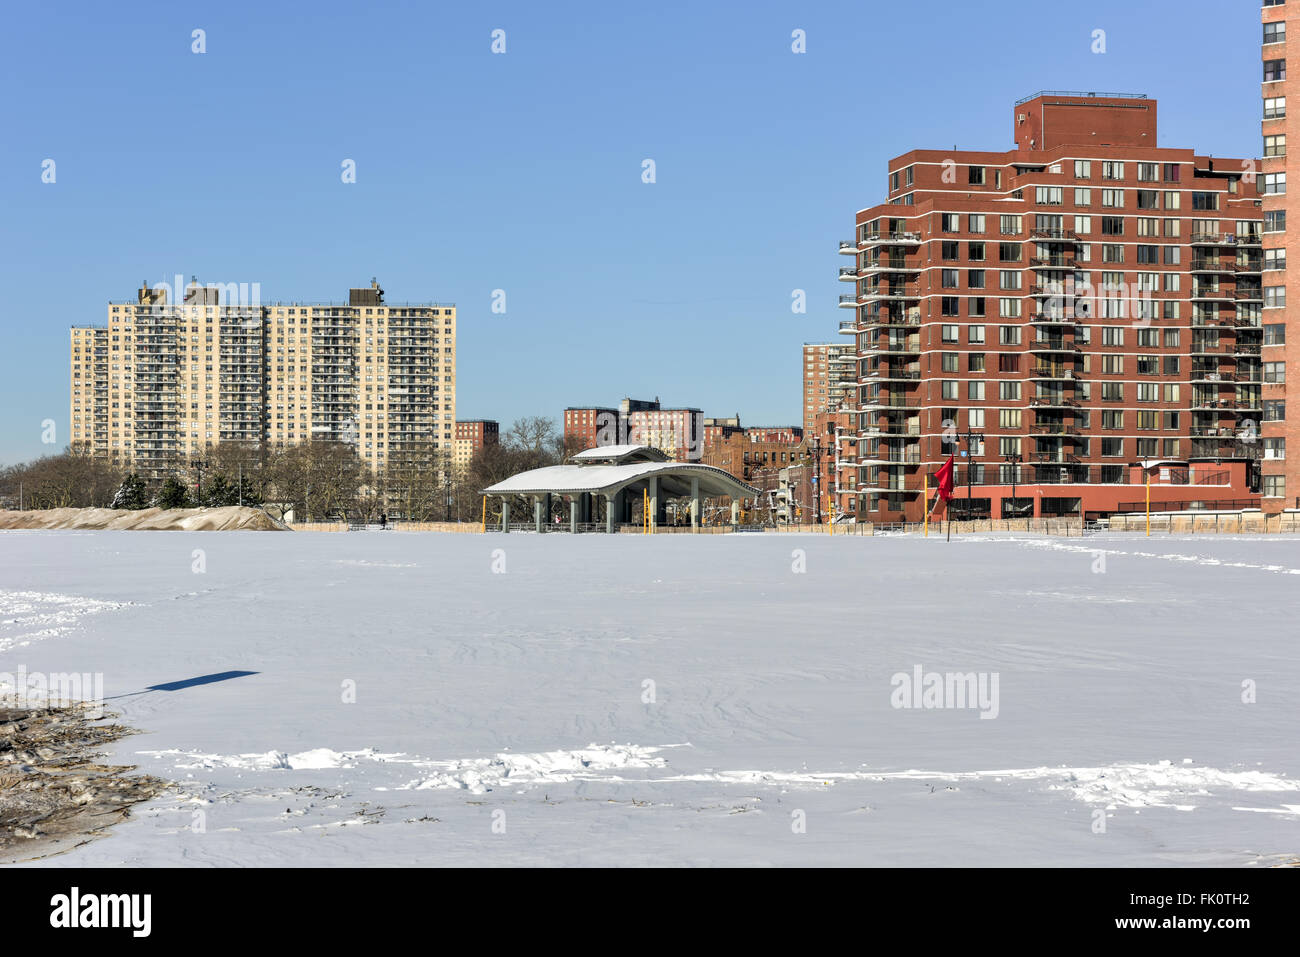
(70, 279, 455, 476)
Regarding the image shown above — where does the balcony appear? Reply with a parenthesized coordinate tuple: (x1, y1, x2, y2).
(838, 266, 860, 282)
(1028, 338, 1080, 353)
(1029, 228, 1078, 241)
(1190, 287, 1231, 301)
(860, 231, 922, 247)
(859, 259, 919, 274)
(863, 368, 921, 381)
(1189, 259, 1236, 273)
(839, 240, 860, 255)
(838, 294, 858, 309)
(1029, 313, 1077, 326)
(859, 286, 920, 302)
(838, 319, 858, 334)
(1030, 365, 1076, 379)
(1029, 256, 1075, 269)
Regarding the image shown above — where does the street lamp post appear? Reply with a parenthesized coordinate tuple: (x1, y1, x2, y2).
(193, 459, 208, 505)
(960, 430, 984, 521)
(809, 436, 823, 525)
(1003, 451, 1022, 519)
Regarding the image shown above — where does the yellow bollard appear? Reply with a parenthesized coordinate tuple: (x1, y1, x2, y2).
(923, 473, 929, 537)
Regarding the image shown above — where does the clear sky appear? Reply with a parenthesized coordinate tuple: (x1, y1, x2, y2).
(0, 0, 1263, 464)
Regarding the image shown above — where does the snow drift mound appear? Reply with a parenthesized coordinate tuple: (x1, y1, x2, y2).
(0, 507, 289, 531)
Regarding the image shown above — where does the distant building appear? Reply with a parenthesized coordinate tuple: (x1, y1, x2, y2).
(453, 419, 499, 474)
(701, 418, 804, 486)
(70, 278, 455, 477)
(802, 342, 855, 434)
(564, 396, 704, 461)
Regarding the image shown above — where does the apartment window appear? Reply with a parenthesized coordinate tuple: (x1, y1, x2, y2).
(968, 324, 985, 344)
(1101, 189, 1124, 208)
(999, 409, 1021, 429)
(969, 297, 986, 317)
(1265, 59, 1286, 82)
(941, 213, 960, 232)
(941, 380, 959, 400)
(1136, 243, 1160, 263)
(1102, 411, 1124, 430)
(1000, 381, 1021, 400)
(941, 269, 959, 288)
(968, 353, 986, 372)
(1102, 327, 1125, 346)
(1264, 362, 1287, 384)
(1074, 187, 1091, 206)
(1264, 96, 1286, 120)
(1265, 438, 1286, 461)
(968, 214, 986, 234)
(1265, 248, 1286, 270)
(1102, 161, 1124, 180)
(941, 324, 959, 342)
(1163, 163, 1180, 182)
(968, 381, 985, 401)
(1265, 134, 1286, 157)
(1263, 476, 1285, 499)
(968, 166, 985, 185)
(942, 352, 959, 372)
(999, 242, 1022, 262)
(999, 299, 1021, 319)
(1100, 216, 1124, 237)
(968, 241, 986, 261)
(999, 325, 1021, 344)
(941, 240, 960, 260)
(1264, 399, 1286, 422)
(1075, 215, 1091, 235)
(1000, 270, 1021, 290)
(1264, 22, 1286, 44)
(1102, 243, 1124, 263)
(890, 170, 900, 191)
(1265, 323, 1286, 345)
(1074, 160, 1091, 179)
(1036, 186, 1063, 205)
(1191, 191, 1219, 211)
(1265, 209, 1286, 232)
(968, 270, 985, 289)
(1265, 286, 1286, 308)
(1000, 214, 1022, 235)
(1136, 190, 1159, 211)
(1263, 172, 1287, 195)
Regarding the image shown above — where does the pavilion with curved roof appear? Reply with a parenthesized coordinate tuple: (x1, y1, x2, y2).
(482, 445, 759, 532)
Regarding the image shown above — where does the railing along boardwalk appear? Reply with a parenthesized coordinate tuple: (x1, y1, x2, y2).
(290, 515, 1300, 535)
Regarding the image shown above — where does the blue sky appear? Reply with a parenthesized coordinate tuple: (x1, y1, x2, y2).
(0, 0, 1263, 464)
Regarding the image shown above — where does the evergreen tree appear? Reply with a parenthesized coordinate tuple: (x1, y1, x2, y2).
(110, 473, 150, 510)
(156, 475, 191, 509)
(202, 474, 234, 507)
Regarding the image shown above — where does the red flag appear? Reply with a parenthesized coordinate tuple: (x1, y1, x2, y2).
(934, 456, 955, 503)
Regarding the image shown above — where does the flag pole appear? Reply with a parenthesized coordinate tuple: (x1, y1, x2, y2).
(1145, 472, 1150, 537)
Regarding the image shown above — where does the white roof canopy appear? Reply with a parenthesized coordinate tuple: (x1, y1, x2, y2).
(484, 447, 757, 500)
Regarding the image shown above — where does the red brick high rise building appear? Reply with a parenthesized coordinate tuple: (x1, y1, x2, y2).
(838, 91, 1263, 522)
(1261, 0, 1294, 509)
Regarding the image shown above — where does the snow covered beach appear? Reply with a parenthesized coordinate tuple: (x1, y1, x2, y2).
(2, 529, 1297, 866)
